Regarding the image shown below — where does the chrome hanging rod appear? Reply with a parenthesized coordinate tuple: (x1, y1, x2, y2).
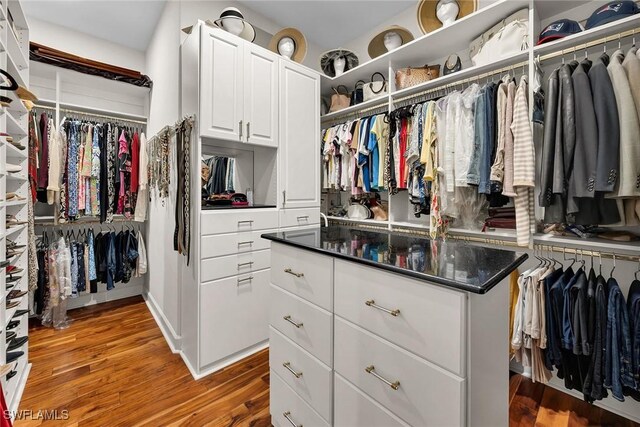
(33, 103, 148, 126)
(34, 215, 138, 226)
(537, 26, 640, 63)
(322, 103, 389, 127)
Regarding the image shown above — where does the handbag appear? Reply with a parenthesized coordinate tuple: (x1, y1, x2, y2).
(329, 85, 351, 113)
(347, 203, 371, 220)
(469, 8, 529, 67)
(395, 65, 441, 90)
(350, 80, 365, 106)
(363, 72, 388, 102)
(443, 54, 462, 76)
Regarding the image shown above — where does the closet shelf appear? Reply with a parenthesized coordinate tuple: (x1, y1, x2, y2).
(534, 13, 640, 58)
(321, 96, 387, 120)
(6, 173, 27, 182)
(4, 306, 19, 329)
(5, 200, 26, 207)
(327, 216, 388, 226)
(5, 45, 26, 90)
(5, 139, 27, 159)
(5, 224, 26, 237)
(6, 25, 27, 74)
(320, 0, 529, 92)
(4, 90, 27, 118)
(5, 112, 26, 138)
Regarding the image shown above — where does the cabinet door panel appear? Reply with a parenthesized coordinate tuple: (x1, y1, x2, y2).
(279, 61, 320, 209)
(244, 45, 279, 147)
(200, 28, 243, 142)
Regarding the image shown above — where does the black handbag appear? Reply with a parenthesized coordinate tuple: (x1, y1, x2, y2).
(443, 54, 462, 76)
(350, 80, 365, 106)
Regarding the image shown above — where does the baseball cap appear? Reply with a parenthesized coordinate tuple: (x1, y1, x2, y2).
(537, 19, 584, 45)
(586, 1, 640, 30)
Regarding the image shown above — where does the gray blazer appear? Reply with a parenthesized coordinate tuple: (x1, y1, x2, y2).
(589, 53, 619, 193)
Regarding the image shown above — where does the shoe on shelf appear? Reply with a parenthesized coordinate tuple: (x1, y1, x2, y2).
(7, 336, 27, 351)
(6, 163, 21, 173)
(5, 331, 16, 342)
(8, 140, 25, 151)
(6, 215, 27, 227)
(16, 86, 37, 102)
(5, 370, 17, 381)
(6, 240, 25, 249)
(6, 290, 26, 300)
(6, 248, 24, 258)
(0, 96, 11, 107)
(6, 351, 23, 364)
(6, 266, 24, 275)
(6, 320, 19, 330)
(0, 363, 15, 378)
(6, 276, 21, 283)
(12, 309, 28, 318)
(5, 301, 19, 310)
(0, 261, 9, 269)
(6, 193, 25, 202)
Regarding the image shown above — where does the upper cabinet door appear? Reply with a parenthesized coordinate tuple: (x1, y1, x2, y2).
(244, 44, 279, 147)
(200, 28, 244, 142)
(280, 61, 320, 209)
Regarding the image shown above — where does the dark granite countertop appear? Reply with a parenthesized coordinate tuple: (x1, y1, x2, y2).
(262, 226, 528, 294)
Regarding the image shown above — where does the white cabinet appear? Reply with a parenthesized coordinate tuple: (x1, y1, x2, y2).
(200, 26, 279, 147)
(244, 43, 279, 147)
(280, 60, 320, 209)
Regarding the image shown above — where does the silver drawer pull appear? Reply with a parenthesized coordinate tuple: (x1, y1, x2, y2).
(283, 411, 302, 427)
(297, 216, 309, 221)
(237, 241, 254, 247)
(282, 362, 303, 378)
(284, 268, 304, 278)
(283, 315, 303, 328)
(237, 276, 253, 285)
(237, 220, 253, 225)
(365, 365, 400, 390)
(365, 300, 400, 317)
(237, 262, 254, 269)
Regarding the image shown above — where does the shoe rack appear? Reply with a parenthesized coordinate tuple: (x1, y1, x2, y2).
(0, 0, 30, 414)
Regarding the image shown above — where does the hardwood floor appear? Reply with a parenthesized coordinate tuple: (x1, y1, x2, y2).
(17, 296, 270, 427)
(15, 296, 638, 427)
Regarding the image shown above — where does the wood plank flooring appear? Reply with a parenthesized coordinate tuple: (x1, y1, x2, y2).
(15, 296, 638, 426)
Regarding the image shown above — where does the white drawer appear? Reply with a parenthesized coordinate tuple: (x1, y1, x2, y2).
(279, 207, 320, 228)
(271, 370, 330, 427)
(270, 326, 332, 422)
(334, 317, 465, 427)
(334, 374, 408, 427)
(270, 284, 332, 367)
(201, 209, 278, 235)
(201, 229, 274, 259)
(199, 270, 269, 368)
(334, 260, 466, 376)
(271, 243, 333, 310)
(201, 249, 271, 282)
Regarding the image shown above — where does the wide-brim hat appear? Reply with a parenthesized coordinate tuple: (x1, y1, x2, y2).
(368, 25, 414, 59)
(213, 7, 256, 42)
(320, 48, 359, 78)
(417, 0, 477, 34)
(268, 27, 307, 63)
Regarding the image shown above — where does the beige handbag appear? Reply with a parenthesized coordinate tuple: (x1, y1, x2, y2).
(363, 72, 388, 101)
(469, 8, 529, 66)
(329, 85, 351, 113)
(395, 65, 441, 90)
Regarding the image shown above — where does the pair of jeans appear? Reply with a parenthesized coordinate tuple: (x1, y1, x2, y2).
(478, 83, 496, 194)
(105, 232, 116, 291)
(544, 268, 564, 370)
(605, 277, 635, 401)
(467, 86, 486, 186)
(584, 275, 609, 400)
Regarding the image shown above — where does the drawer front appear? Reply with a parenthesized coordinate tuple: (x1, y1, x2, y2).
(271, 370, 330, 427)
(334, 260, 466, 376)
(200, 270, 269, 368)
(201, 229, 274, 259)
(279, 207, 320, 228)
(270, 284, 332, 366)
(334, 374, 408, 427)
(201, 249, 271, 282)
(201, 209, 278, 235)
(271, 243, 333, 310)
(269, 326, 332, 421)
(334, 317, 465, 427)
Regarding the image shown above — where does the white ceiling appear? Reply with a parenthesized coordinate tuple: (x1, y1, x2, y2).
(22, 0, 167, 51)
(239, 0, 416, 49)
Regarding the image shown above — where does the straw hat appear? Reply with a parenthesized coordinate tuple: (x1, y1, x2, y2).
(213, 7, 256, 42)
(417, 0, 477, 34)
(367, 25, 414, 59)
(319, 48, 359, 78)
(268, 27, 308, 63)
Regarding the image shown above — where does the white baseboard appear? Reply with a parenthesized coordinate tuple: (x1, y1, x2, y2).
(67, 283, 143, 310)
(189, 341, 269, 380)
(9, 362, 31, 414)
(510, 359, 640, 423)
(143, 291, 182, 353)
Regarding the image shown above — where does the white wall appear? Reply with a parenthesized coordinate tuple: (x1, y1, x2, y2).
(29, 17, 146, 72)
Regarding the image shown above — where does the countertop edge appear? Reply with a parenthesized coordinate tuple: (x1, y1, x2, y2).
(262, 233, 529, 294)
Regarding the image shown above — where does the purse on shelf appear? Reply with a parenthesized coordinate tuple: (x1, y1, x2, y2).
(329, 85, 351, 113)
(350, 80, 365, 106)
(395, 64, 441, 90)
(347, 203, 372, 220)
(443, 54, 462, 76)
(469, 8, 529, 67)
(363, 72, 388, 102)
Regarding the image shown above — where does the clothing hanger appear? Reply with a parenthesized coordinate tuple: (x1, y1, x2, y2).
(577, 249, 585, 271)
(563, 247, 576, 270)
(610, 254, 616, 278)
(635, 258, 640, 281)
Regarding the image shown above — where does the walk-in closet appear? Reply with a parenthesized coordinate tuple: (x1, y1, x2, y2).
(0, 0, 639, 426)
